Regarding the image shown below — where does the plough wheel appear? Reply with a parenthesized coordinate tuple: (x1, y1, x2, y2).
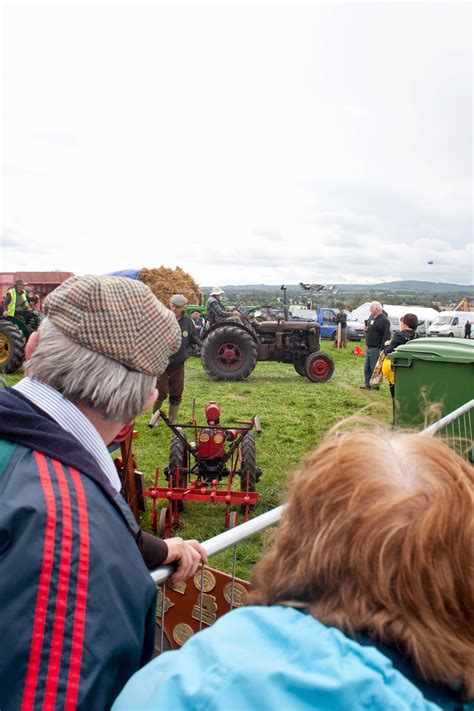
(240, 431, 257, 493)
(168, 433, 188, 488)
(159, 507, 172, 538)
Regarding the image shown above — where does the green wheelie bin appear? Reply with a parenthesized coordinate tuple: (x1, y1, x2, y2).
(388, 337, 474, 429)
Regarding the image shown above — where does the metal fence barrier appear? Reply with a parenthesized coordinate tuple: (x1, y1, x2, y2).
(151, 505, 284, 585)
(151, 400, 474, 651)
(422, 399, 474, 460)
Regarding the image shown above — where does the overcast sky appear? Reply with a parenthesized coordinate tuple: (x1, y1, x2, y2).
(1, 1, 472, 286)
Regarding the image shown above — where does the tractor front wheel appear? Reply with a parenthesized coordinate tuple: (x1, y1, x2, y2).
(202, 326, 258, 381)
(305, 351, 335, 383)
(0, 321, 26, 374)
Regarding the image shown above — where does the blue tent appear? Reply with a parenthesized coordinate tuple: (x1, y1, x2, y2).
(104, 269, 141, 280)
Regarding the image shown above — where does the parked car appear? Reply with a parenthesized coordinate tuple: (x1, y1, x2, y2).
(345, 319, 365, 341)
(290, 306, 366, 341)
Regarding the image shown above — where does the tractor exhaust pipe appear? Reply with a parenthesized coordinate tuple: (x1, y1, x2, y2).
(280, 285, 289, 321)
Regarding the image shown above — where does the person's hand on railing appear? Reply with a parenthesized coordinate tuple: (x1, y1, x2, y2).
(163, 537, 208, 584)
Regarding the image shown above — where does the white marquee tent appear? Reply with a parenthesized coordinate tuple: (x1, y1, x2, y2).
(350, 303, 440, 335)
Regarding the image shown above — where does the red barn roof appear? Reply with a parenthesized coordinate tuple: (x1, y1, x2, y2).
(15, 271, 74, 286)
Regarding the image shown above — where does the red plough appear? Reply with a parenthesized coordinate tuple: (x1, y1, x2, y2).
(144, 401, 262, 537)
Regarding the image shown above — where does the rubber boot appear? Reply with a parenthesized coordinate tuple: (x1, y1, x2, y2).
(389, 383, 395, 425)
(149, 399, 163, 427)
(169, 404, 180, 425)
(152, 399, 163, 414)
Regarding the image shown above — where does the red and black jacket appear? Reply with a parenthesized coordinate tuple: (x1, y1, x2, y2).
(0, 387, 158, 710)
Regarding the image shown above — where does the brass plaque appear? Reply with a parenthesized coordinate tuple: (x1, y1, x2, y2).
(223, 581, 248, 608)
(172, 622, 194, 647)
(170, 580, 186, 595)
(193, 568, 216, 593)
(192, 593, 218, 626)
(156, 588, 174, 618)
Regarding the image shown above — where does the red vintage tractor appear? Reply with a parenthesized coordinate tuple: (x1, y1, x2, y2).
(144, 401, 262, 537)
(200, 286, 335, 382)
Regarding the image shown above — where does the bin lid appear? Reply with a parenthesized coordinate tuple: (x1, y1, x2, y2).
(389, 337, 474, 364)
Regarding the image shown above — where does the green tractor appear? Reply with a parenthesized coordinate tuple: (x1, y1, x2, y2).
(0, 313, 42, 374)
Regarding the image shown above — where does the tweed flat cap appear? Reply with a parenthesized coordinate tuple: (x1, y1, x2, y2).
(44, 275, 181, 375)
(170, 294, 188, 307)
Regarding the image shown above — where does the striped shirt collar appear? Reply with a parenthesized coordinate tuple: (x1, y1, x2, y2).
(14, 377, 122, 492)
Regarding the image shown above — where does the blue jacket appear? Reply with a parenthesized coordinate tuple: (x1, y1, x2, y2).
(113, 606, 445, 710)
(0, 387, 157, 710)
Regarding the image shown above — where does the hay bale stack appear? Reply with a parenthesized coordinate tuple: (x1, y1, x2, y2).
(139, 266, 200, 306)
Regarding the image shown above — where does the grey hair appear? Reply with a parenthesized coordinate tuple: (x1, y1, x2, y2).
(370, 301, 383, 311)
(26, 318, 157, 422)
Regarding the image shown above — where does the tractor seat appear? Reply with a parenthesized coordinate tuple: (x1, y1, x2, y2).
(257, 321, 317, 333)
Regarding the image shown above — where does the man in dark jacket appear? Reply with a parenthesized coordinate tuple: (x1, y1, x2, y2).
(151, 294, 201, 424)
(361, 301, 391, 389)
(335, 307, 348, 347)
(0, 275, 207, 711)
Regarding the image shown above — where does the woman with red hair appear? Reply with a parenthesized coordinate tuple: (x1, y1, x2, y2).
(114, 426, 473, 710)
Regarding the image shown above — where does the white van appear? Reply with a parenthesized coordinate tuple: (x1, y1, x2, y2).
(427, 311, 474, 338)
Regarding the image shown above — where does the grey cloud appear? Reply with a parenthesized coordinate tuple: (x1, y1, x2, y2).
(305, 179, 471, 246)
(189, 228, 473, 284)
(1, 230, 58, 256)
(2, 164, 42, 177)
(196, 249, 289, 268)
(306, 210, 378, 235)
(253, 227, 286, 242)
(1, 226, 22, 247)
(171, 174, 473, 284)
(33, 130, 78, 147)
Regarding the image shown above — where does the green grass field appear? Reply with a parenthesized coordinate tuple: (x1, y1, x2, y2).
(4, 346, 393, 578)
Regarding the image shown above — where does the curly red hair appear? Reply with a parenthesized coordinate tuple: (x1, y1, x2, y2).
(250, 426, 474, 697)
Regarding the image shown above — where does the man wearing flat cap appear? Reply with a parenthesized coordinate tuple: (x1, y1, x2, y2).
(0, 275, 207, 710)
(151, 293, 201, 424)
(2, 278, 32, 319)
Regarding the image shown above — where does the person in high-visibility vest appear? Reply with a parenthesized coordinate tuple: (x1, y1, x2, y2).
(2, 279, 31, 318)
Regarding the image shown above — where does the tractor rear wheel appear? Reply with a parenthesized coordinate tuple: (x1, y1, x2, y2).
(168, 433, 189, 488)
(305, 351, 335, 383)
(202, 326, 258, 381)
(0, 321, 26, 374)
(293, 358, 306, 377)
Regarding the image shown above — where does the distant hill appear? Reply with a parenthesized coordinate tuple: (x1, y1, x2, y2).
(203, 281, 473, 294)
(334, 280, 473, 293)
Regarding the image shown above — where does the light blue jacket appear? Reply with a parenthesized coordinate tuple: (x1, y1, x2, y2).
(113, 606, 441, 710)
